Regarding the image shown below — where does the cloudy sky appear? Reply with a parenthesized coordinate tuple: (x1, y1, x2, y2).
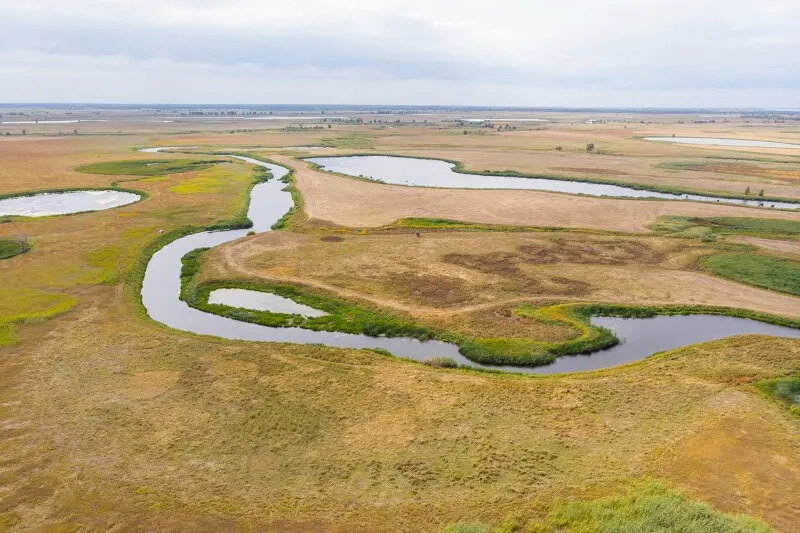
(0, 0, 798, 107)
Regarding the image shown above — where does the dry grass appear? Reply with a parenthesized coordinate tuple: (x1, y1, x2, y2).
(2, 119, 800, 532)
(281, 157, 800, 233)
(210, 231, 800, 327)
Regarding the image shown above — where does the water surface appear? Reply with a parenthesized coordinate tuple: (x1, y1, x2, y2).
(140, 153, 800, 374)
(644, 137, 800, 149)
(308, 155, 799, 210)
(0, 190, 140, 217)
(208, 288, 328, 317)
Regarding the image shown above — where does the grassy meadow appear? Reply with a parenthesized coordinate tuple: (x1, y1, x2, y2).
(1, 113, 799, 532)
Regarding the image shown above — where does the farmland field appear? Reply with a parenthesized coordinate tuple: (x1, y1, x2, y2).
(1, 108, 799, 532)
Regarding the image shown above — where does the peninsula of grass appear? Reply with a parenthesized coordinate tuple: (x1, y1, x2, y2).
(179, 246, 800, 368)
(305, 153, 800, 207)
(0, 238, 29, 259)
(76, 158, 226, 177)
(703, 253, 800, 296)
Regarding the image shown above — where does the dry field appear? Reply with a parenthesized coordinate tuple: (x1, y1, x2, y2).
(1, 115, 799, 532)
(281, 156, 800, 233)
(203, 231, 800, 337)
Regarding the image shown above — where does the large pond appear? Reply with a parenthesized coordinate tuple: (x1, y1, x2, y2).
(0, 190, 141, 217)
(307, 155, 800, 210)
(139, 152, 800, 374)
(644, 137, 800, 149)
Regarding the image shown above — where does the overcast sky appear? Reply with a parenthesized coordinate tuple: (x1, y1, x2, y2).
(1, 0, 798, 107)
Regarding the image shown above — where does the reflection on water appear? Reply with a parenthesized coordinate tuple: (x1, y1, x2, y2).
(0, 190, 141, 217)
(308, 155, 799, 210)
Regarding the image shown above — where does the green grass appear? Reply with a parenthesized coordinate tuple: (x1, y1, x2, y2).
(441, 483, 774, 533)
(0, 238, 29, 259)
(756, 374, 800, 415)
(531, 482, 773, 533)
(654, 216, 800, 240)
(76, 159, 226, 176)
(703, 253, 800, 296)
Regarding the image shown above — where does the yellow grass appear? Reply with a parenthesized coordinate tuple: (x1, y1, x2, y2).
(1, 117, 800, 531)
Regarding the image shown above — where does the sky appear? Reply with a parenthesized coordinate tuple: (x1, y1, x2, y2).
(0, 0, 798, 107)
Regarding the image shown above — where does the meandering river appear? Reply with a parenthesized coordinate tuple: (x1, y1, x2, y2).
(139, 151, 800, 374)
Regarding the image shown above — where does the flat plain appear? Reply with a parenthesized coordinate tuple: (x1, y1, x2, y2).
(1, 108, 799, 532)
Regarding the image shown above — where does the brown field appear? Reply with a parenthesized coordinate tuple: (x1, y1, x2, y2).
(725, 236, 800, 257)
(1, 113, 800, 532)
(205, 232, 800, 331)
(281, 156, 800, 232)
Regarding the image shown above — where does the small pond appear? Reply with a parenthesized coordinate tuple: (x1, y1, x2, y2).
(0, 190, 141, 217)
(307, 155, 800, 210)
(644, 137, 800, 149)
(208, 288, 328, 317)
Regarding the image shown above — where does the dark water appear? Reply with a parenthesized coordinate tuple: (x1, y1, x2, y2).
(0, 190, 141, 217)
(539, 315, 800, 374)
(644, 137, 800, 149)
(307, 155, 799, 210)
(140, 153, 800, 374)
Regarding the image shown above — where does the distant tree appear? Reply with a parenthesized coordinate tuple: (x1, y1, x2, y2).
(21, 129, 26, 135)
(555, 146, 563, 151)
(745, 186, 751, 195)
(586, 143, 594, 152)
(758, 189, 765, 196)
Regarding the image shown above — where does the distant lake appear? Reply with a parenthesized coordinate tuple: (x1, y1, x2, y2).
(0, 190, 140, 217)
(644, 137, 800, 149)
(308, 155, 800, 210)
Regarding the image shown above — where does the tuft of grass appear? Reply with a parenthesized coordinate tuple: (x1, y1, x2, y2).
(76, 159, 225, 177)
(526, 482, 774, 533)
(703, 253, 800, 296)
(0, 238, 29, 260)
(423, 357, 460, 369)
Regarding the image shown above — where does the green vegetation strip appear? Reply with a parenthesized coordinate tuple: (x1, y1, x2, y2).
(305, 153, 800, 206)
(0, 238, 29, 259)
(703, 253, 800, 296)
(441, 482, 774, 533)
(76, 158, 226, 176)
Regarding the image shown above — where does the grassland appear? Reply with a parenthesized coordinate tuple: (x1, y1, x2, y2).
(1, 115, 800, 532)
(0, 238, 28, 260)
(76, 158, 226, 177)
(703, 253, 800, 296)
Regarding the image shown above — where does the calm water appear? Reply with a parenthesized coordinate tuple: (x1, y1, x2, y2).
(0, 190, 140, 217)
(308, 155, 800, 210)
(208, 288, 328, 317)
(140, 152, 800, 374)
(644, 137, 800, 149)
